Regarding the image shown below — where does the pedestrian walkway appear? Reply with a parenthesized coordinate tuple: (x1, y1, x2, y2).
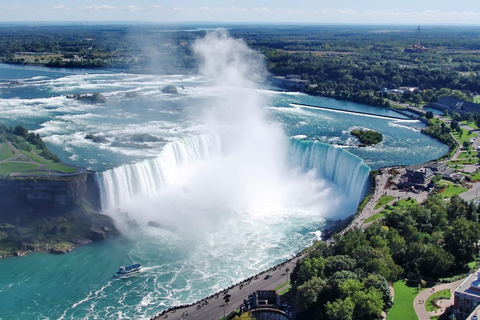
(413, 279, 464, 320)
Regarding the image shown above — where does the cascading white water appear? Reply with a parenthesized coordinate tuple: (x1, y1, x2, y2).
(98, 135, 370, 213)
(98, 133, 221, 210)
(288, 139, 370, 204)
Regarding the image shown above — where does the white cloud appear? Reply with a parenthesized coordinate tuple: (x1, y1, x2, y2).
(53, 4, 69, 10)
(121, 5, 143, 12)
(0, 5, 24, 10)
(81, 5, 117, 12)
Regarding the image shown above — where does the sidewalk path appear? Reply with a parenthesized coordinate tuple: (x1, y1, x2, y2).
(151, 255, 303, 320)
(413, 279, 464, 320)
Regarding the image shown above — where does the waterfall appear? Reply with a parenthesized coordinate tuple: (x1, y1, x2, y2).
(98, 133, 222, 210)
(98, 135, 371, 211)
(287, 139, 371, 204)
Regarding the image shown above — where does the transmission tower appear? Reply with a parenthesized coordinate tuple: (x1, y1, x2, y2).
(417, 26, 421, 47)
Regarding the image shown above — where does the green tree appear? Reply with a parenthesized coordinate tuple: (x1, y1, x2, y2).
(444, 218, 480, 267)
(233, 313, 255, 320)
(296, 276, 326, 308)
(325, 297, 355, 320)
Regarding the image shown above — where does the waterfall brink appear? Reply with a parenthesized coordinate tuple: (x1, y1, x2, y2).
(288, 139, 371, 204)
(98, 134, 221, 210)
(98, 135, 371, 212)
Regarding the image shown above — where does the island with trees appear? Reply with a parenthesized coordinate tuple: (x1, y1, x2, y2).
(350, 129, 383, 146)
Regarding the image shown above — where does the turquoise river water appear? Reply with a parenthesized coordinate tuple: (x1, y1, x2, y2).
(0, 63, 447, 319)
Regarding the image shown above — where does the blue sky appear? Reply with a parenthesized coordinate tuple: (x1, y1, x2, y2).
(1, 1, 480, 24)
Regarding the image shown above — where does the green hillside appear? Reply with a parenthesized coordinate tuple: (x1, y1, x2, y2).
(0, 124, 78, 177)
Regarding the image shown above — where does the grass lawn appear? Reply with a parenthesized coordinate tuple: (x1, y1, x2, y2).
(458, 150, 478, 159)
(437, 180, 468, 198)
(18, 149, 77, 173)
(395, 198, 418, 208)
(19, 149, 51, 165)
(461, 120, 480, 130)
(275, 281, 289, 292)
(470, 172, 480, 181)
(451, 128, 480, 146)
(0, 143, 15, 161)
(426, 289, 451, 312)
(45, 163, 77, 173)
(364, 212, 386, 224)
(375, 195, 395, 209)
(387, 280, 419, 320)
(0, 162, 39, 175)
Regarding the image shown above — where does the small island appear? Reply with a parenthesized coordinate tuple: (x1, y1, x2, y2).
(161, 85, 178, 94)
(351, 129, 383, 146)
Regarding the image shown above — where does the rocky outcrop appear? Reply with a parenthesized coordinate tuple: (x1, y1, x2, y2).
(90, 228, 106, 242)
(0, 171, 101, 223)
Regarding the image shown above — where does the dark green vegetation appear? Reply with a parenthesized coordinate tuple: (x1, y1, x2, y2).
(291, 195, 480, 319)
(0, 124, 76, 176)
(350, 130, 383, 146)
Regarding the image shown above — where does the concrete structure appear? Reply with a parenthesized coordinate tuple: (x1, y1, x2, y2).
(272, 75, 310, 91)
(454, 272, 480, 319)
(430, 97, 480, 116)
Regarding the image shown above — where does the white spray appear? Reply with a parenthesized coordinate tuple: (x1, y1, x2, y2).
(100, 30, 351, 241)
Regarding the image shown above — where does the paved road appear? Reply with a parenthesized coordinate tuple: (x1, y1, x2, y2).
(460, 182, 480, 201)
(151, 256, 302, 320)
(413, 279, 464, 320)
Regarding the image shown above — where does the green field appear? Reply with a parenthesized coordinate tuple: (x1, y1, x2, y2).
(451, 128, 480, 146)
(458, 150, 478, 159)
(364, 212, 386, 224)
(18, 148, 77, 174)
(437, 180, 468, 198)
(0, 162, 39, 175)
(387, 280, 420, 320)
(0, 143, 15, 161)
(461, 120, 480, 130)
(375, 195, 395, 209)
(426, 289, 451, 312)
(395, 198, 418, 208)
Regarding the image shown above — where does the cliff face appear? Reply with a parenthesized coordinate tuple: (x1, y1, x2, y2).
(0, 171, 100, 224)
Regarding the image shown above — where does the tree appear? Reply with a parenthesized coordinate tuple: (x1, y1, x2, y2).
(420, 244, 454, 278)
(325, 297, 355, 320)
(444, 218, 480, 268)
(425, 111, 434, 119)
(13, 124, 28, 137)
(296, 277, 326, 308)
(233, 313, 255, 320)
(324, 255, 357, 277)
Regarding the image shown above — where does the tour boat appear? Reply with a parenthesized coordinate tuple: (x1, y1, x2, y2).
(115, 263, 142, 278)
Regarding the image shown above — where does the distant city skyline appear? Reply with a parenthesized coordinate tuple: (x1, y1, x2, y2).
(1, 0, 480, 25)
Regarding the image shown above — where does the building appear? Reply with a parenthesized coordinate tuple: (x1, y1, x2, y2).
(405, 164, 435, 185)
(454, 272, 480, 319)
(272, 75, 310, 91)
(430, 97, 480, 116)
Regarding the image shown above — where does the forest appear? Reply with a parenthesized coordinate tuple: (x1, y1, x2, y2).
(291, 195, 480, 320)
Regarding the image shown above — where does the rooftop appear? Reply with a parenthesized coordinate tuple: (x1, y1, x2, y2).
(457, 272, 480, 297)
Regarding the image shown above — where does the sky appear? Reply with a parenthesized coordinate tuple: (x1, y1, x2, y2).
(1, 0, 480, 25)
